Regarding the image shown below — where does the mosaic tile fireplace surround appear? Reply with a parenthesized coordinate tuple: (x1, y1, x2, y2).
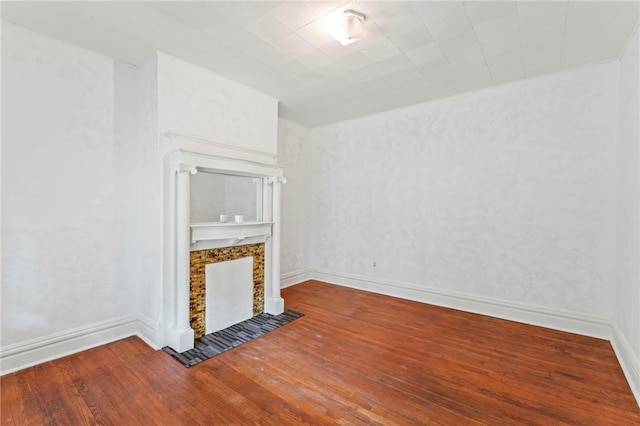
(190, 243, 265, 339)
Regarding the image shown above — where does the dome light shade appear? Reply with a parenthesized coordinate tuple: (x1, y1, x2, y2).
(330, 9, 366, 46)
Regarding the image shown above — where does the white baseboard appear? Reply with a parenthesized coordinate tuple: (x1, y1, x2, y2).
(611, 322, 640, 406)
(135, 315, 162, 351)
(311, 268, 612, 339)
(0, 315, 160, 375)
(281, 268, 313, 288)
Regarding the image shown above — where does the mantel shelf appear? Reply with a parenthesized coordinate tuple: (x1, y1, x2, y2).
(190, 221, 273, 246)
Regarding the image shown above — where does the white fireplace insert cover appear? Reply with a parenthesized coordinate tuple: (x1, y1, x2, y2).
(205, 256, 254, 334)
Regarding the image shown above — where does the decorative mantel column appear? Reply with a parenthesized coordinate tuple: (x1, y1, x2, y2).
(168, 164, 197, 352)
(265, 176, 287, 315)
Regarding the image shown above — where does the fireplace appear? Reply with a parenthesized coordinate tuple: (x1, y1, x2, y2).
(190, 243, 265, 339)
(163, 133, 286, 353)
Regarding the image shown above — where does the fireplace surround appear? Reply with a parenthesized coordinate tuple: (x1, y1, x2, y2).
(162, 133, 285, 353)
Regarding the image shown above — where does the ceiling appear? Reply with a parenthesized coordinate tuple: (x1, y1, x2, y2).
(2, 1, 639, 127)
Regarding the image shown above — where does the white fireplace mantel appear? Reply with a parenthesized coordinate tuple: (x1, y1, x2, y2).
(190, 221, 274, 250)
(163, 133, 285, 353)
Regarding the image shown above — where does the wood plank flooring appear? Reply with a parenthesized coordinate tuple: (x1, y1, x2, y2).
(2, 280, 639, 425)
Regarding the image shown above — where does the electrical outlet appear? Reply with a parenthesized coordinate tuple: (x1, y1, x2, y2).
(373, 261, 377, 268)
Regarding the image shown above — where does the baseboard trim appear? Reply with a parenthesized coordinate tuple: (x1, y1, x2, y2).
(281, 268, 313, 288)
(611, 322, 640, 406)
(0, 315, 160, 375)
(311, 268, 612, 340)
(135, 315, 162, 351)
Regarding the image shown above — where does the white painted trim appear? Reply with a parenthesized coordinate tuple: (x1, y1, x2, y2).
(311, 268, 612, 340)
(135, 315, 162, 351)
(0, 316, 160, 375)
(281, 268, 314, 288)
(163, 133, 278, 166)
(610, 323, 640, 407)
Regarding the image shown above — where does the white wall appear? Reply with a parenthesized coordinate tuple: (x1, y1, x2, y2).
(157, 52, 278, 155)
(614, 26, 640, 399)
(278, 118, 312, 283)
(307, 61, 619, 323)
(136, 53, 163, 344)
(1, 25, 136, 365)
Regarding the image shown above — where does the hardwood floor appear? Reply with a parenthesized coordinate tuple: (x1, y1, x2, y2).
(2, 280, 639, 425)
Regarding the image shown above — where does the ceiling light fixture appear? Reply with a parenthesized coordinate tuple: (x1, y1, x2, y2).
(329, 9, 366, 46)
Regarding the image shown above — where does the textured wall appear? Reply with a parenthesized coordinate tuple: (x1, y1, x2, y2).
(157, 52, 278, 155)
(615, 27, 640, 358)
(1, 25, 130, 345)
(137, 53, 163, 335)
(278, 119, 312, 277)
(309, 62, 619, 319)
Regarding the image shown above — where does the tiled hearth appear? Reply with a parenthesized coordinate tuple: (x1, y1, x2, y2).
(190, 243, 265, 339)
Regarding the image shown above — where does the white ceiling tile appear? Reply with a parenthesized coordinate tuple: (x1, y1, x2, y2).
(436, 27, 479, 56)
(114, 4, 182, 32)
(473, 14, 519, 43)
(455, 59, 494, 89)
(603, 1, 640, 58)
(305, 0, 351, 19)
(365, 3, 424, 38)
(464, 1, 517, 26)
(154, 3, 239, 41)
(444, 43, 485, 68)
(561, 38, 604, 67)
(12, 1, 84, 39)
(71, 3, 130, 34)
(391, 26, 434, 53)
(248, 43, 293, 66)
(523, 42, 562, 77)
(1, 2, 21, 23)
(270, 59, 311, 77)
(422, 13, 474, 41)
(225, 31, 277, 57)
(485, 48, 525, 83)
(519, 15, 565, 47)
(337, 51, 374, 70)
(565, 4, 617, 39)
(269, 2, 317, 31)
(367, 54, 415, 75)
(206, 2, 281, 26)
(416, 56, 456, 79)
(358, 1, 413, 19)
(404, 42, 444, 65)
(313, 62, 350, 79)
(360, 39, 403, 62)
(516, 1, 568, 20)
(276, 32, 318, 57)
(413, 0, 472, 40)
(295, 20, 337, 48)
(412, 0, 467, 21)
(298, 47, 334, 68)
(317, 40, 355, 59)
(479, 35, 521, 57)
(381, 67, 425, 85)
(248, 14, 293, 44)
